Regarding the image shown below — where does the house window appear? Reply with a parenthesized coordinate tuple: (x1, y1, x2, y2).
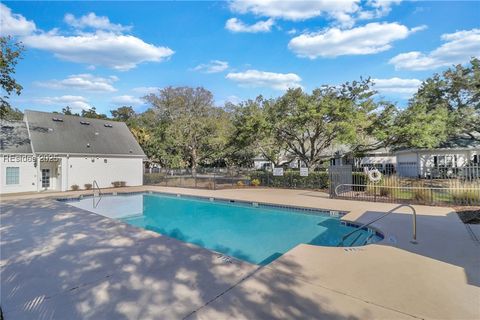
(6, 167, 19, 185)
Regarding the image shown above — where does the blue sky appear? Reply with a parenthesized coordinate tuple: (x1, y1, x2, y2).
(1, 1, 479, 115)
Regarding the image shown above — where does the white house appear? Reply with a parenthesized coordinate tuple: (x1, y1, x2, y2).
(330, 147, 396, 172)
(396, 135, 479, 177)
(252, 144, 396, 171)
(1, 110, 146, 194)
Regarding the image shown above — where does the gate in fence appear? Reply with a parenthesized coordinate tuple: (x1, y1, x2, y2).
(329, 164, 480, 206)
(329, 165, 353, 196)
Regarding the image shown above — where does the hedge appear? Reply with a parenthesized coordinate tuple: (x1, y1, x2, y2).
(144, 173, 166, 185)
(249, 170, 329, 189)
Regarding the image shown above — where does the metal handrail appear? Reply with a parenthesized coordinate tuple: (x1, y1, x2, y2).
(93, 180, 102, 196)
(339, 204, 417, 246)
(92, 180, 102, 208)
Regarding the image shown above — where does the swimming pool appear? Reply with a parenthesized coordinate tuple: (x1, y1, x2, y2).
(65, 192, 383, 265)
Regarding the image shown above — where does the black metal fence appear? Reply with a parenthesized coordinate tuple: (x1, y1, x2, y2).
(144, 163, 480, 206)
(330, 163, 480, 206)
(143, 167, 331, 190)
(143, 167, 253, 190)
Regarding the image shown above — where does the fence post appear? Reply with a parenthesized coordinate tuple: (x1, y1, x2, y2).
(429, 173, 434, 205)
(213, 167, 216, 190)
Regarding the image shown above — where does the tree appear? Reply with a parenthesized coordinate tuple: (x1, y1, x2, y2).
(269, 79, 384, 170)
(393, 103, 449, 149)
(405, 58, 480, 143)
(81, 107, 108, 119)
(229, 78, 395, 170)
(111, 106, 136, 122)
(228, 97, 290, 167)
(144, 86, 230, 172)
(1, 36, 24, 120)
(61, 106, 79, 116)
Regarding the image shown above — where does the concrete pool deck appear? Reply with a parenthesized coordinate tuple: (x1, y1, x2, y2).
(1, 186, 479, 319)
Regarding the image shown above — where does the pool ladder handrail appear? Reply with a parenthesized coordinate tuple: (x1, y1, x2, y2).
(92, 180, 102, 208)
(338, 204, 417, 246)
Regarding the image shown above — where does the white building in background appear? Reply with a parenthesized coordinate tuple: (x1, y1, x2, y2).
(330, 147, 396, 171)
(1, 110, 146, 194)
(395, 135, 480, 178)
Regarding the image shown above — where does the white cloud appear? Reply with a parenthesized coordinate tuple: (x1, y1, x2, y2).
(22, 30, 174, 71)
(0, 3, 36, 36)
(287, 28, 298, 35)
(229, 0, 359, 24)
(372, 77, 422, 95)
(0, 4, 174, 71)
(389, 29, 480, 70)
(64, 12, 131, 33)
(111, 95, 144, 106)
(226, 69, 302, 91)
(34, 95, 91, 111)
(132, 87, 162, 94)
(288, 22, 423, 59)
(358, 0, 402, 20)
(225, 18, 274, 33)
(193, 60, 229, 73)
(228, 0, 402, 27)
(35, 74, 118, 92)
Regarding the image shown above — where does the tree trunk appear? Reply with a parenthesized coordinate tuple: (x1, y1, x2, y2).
(191, 148, 198, 176)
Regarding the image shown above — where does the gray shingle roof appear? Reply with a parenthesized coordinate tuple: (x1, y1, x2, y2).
(0, 120, 32, 154)
(438, 134, 480, 149)
(395, 134, 480, 153)
(25, 110, 145, 156)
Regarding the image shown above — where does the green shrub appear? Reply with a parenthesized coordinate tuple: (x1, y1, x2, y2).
(111, 181, 126, 188)
(451, 190, 480, 204)
(143, 173, 166, 185)
(413, 188, 430, 202)
(71, 184, 79, 191)
(84, 183, 92, 190)
(251, 178, 261, 187)
(236, 180, 245, 187)
(352, 172, 367, 191)
(378, 176, 397, 197)
(365, 183, 377, 196)
(249, 170, 329, 189)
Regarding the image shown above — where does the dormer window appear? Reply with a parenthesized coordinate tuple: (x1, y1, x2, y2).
(80, 121, 90, 125)
(52, 117, 63, 122)
(104, 123, 113, 128)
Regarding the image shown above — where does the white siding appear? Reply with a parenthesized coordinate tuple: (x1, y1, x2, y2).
(359, 156, 396, 165)
(253, 160, 271, 170)
(0, 155, 38, 194)
(64, 156, 143, 191)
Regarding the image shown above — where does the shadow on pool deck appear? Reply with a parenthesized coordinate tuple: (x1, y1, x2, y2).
(1, 198, 376, 320)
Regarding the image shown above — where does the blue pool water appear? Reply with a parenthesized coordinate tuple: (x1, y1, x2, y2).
(66, 193, 382, 265)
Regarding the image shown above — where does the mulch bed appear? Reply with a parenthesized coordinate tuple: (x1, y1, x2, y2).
(455, 207, 480, 224)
